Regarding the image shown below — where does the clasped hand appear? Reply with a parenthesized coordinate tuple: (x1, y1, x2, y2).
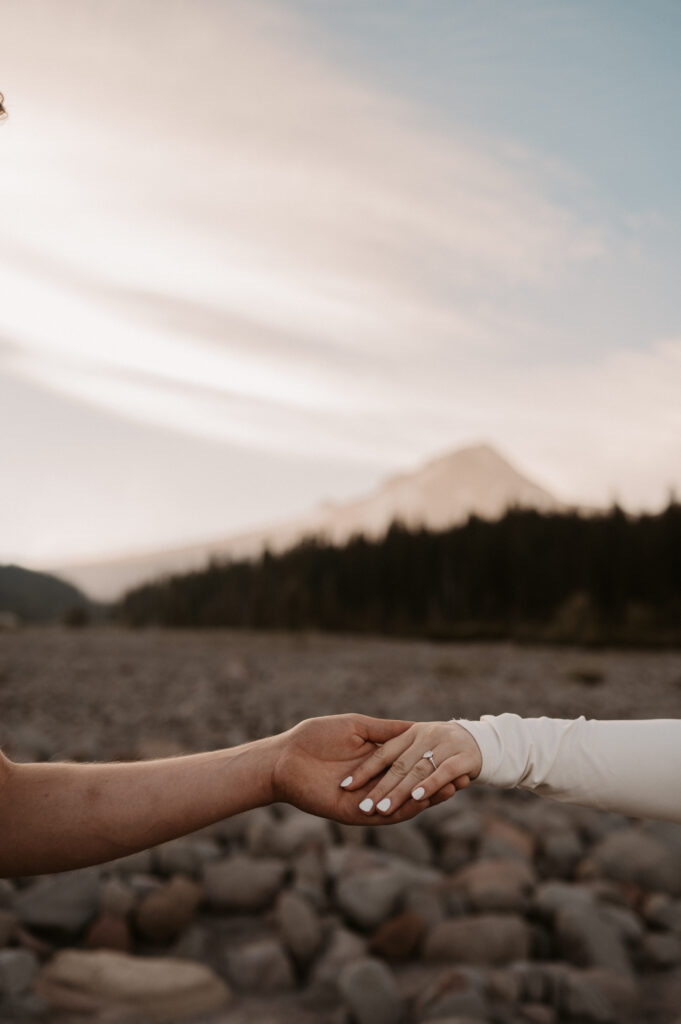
(274, 714, 482, 825)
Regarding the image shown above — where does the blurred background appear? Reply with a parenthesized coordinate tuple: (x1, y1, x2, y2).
(1, 2, 681, 1023)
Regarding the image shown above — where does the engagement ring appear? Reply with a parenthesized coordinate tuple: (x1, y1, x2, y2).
(422, 750, 437, 771)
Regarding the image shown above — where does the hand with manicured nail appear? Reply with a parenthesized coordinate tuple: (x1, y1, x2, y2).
(340, 720, 483, 816)
(273, 713, 456, 826)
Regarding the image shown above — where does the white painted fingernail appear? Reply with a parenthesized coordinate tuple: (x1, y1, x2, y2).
(412, 787, 426, 801)
(359, 798, 374, 813)
(340, 776, 353, 788)
(377, 798, 391, 813)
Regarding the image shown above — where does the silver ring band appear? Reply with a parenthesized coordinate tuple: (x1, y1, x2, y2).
(422, 750, 437, 771)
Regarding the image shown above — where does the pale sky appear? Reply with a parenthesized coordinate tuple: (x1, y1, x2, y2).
(1, 0, 680, 566)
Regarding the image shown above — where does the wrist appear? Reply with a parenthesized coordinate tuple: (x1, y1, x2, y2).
(249, 731, 289, 806)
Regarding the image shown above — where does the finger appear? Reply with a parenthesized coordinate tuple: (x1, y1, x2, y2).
(354, 714, 413, 744)
(340, 728, 414, 793)
(430, 782, 456, 806)
(410, 754, 477, 804)
(358, 741, 434, 814)
(369, 744, 452, 815)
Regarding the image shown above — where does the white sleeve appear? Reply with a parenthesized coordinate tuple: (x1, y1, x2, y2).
(455, 714, 681, 824)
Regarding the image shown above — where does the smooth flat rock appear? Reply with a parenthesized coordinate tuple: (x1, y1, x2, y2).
(36, 949, 230, 1022)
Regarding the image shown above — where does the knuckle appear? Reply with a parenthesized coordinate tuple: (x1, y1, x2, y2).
(391, 757, 410, 778)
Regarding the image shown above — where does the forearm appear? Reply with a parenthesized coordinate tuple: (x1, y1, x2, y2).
(0, 735, 283, 877)
(456, 714, 681, 823)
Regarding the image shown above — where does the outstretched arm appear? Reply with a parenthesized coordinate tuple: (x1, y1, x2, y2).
(344, 715, 681, 824)
(0, 714, 455, 878)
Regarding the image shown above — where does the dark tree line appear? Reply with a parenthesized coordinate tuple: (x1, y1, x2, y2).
(118, 503, 681, 645)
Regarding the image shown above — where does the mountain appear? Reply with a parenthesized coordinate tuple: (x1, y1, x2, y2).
(0, 564, 95, 624)
(54, 443, 563, 601)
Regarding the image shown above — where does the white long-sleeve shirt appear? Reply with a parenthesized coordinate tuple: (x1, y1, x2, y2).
(455, 714, 681, 823)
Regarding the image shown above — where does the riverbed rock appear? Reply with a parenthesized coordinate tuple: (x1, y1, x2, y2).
(135, 876, 202, 943)
(554, 902, 632, 974)
(36, 949, 230, 1021)
(84, 912, 131, 953)
(589, 827, 681, 895)
(276, 890, 323, 964)
(0, 949, 39, 996)
(203, 855, 286, 911)
(369, 910, 427, 961)
(13, 868, 101, 934)
(414, 966, 489, 1020)
(446, 857, 536, 912)
(337, 956, 403, 1024)
(334, 853, 441, 930)
(226, 937, 295, 993)
(0, 909, 18, 947)
(424, 914, 531, 966)
(153, 837, 221, 878)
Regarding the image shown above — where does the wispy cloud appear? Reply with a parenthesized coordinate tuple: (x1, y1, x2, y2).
(0, 0, 676, 564)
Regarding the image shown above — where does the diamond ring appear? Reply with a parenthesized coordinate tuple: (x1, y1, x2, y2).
(422, 750, 437, 771)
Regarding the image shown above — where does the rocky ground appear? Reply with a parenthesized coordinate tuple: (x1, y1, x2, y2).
(1, 627, 681, 1024)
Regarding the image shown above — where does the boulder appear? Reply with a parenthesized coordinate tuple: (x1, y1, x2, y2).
(276, 890, 323, 964)
(203, 855, 286, 911)
(13, 868, 100, 934)
(135, 876, 202, 943)
(589, 827, 681, 895)
(226, 938, 295, 993)
(424, 914, 531, 966)
(337, 956, 403, 1024)
(36, 949, 229, 1021)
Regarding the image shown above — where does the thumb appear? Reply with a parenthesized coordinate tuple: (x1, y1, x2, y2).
(355, 714, 413, 744)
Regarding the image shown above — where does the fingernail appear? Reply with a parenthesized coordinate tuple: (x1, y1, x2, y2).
(359, 798, 374, 813)
(412, 786, 425, 801)
(377, 797, 391, 813)
(340, 776, 353, 788)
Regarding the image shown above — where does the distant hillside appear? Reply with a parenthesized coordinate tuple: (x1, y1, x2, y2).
(119, 503, 681, 646)
(0, 565, 95, 624)
(55, 442, 565, 600)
